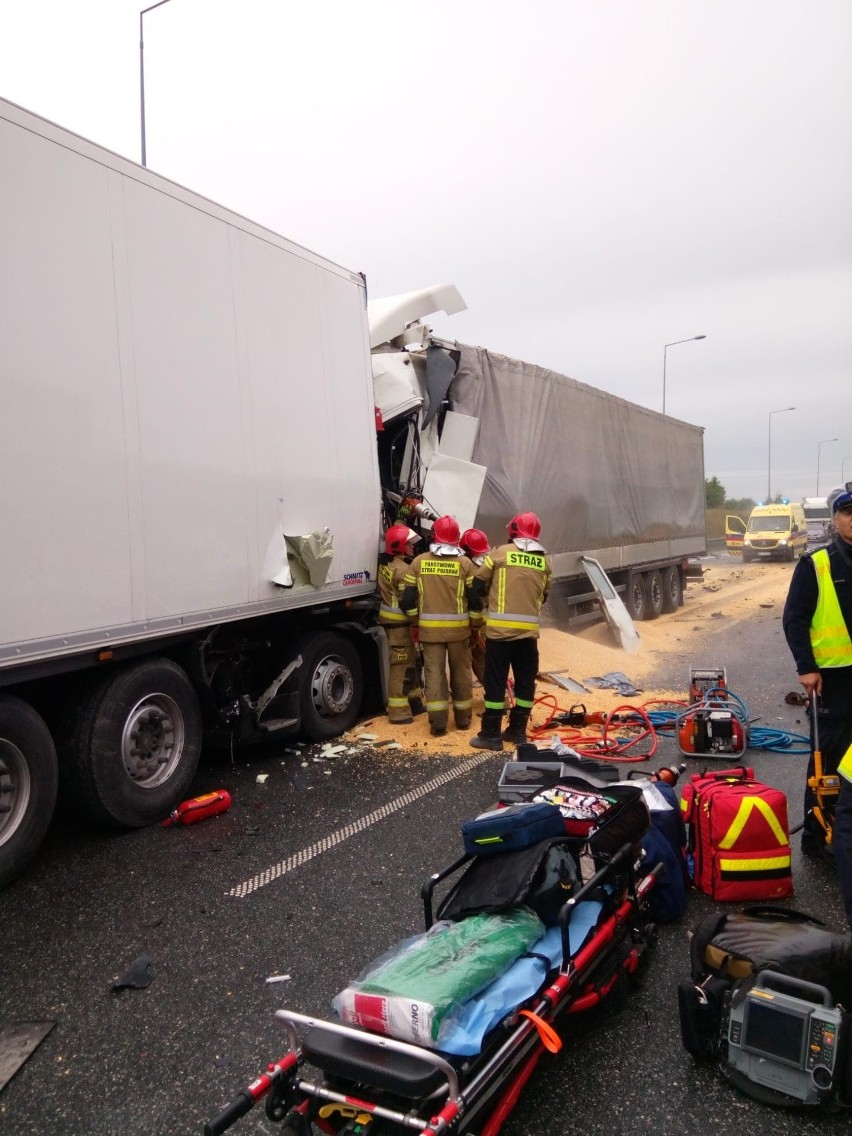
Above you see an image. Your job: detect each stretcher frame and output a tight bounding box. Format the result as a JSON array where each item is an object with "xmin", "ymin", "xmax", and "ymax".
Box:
[{"xmin": 205, "ymin": 840, "xmax": 659, "ymax": 1136}]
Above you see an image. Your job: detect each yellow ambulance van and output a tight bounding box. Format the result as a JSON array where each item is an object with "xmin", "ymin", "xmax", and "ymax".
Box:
[{"xmin": 741, "ymin": 501, "xmax": 808, "ymax": 562}]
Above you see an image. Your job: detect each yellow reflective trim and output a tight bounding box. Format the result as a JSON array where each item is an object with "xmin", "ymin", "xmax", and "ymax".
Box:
[
  {"xmin": 426, "ymin": 700, "xmax": 449, "ymax": 711},
  {"xmin": 717, "ymin": 796, "xmax": 789, "ymax": 849},
  {"xmin": 387, "ymin": 697, "xmax": 410, "ymax": 708},
  {"xmin": 506, "ymin": 549, "xmax": 547, "ymax": 570},
  {"xmin": 718, "ymin": 855, "xmax": 791, "ymax": 872},
  {"xmin": 420, "ymin": 560, "xmax": 461, "ymax": 576},
  {"xmin": 496, "ymin": 566, "xmax": 506, "ymax": 613}
]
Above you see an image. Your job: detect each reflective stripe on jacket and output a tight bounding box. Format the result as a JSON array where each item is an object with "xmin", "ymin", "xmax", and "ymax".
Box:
[
  {"xmin": 378, "ymin": 556, "xmax": 411, "ymax": 627},
  {"xmin": 811, "ymin": 548, "xmax": 852, "ymax": 667},
  {"xmin": 401, "ymin": 553, "xmax": 479, "ymax": 643},
  {"xmin": 477, "ymin": 542, "xmax": 552, "ymax": 640}
]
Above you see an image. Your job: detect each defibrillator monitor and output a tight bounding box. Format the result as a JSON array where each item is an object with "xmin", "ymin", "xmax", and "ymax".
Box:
[{"xmin": 727, "ymin": 971, "xmax": 845, "ymax": 1104}]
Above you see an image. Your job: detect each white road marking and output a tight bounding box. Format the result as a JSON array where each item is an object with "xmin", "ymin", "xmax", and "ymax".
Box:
[{"xmin": 227, "ymin": 752, "xmax": 495, "ymax": 898}]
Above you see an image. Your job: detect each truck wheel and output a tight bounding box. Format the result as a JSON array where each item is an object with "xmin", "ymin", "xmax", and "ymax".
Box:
[
  {"xmin": 296, "ymin": 632, "xmax": 363, "ymax": 741},
  {"xmin": 61, "ymin": 659, "xmax": 202, "ymax": 828},
  {"xmin": 626, "ymin": 574, "xmax": 647, "ymax": 622},
  {"xmin": 661, "ymin": 566, "xmax": 683, "ymax": 613},
  {"xmin": 0, "ymin": 696, "xmax": 59, "ymax": 889},
  {"xmin": 643, "ymin": 571, "xmax": 664, "ymax": 620}
]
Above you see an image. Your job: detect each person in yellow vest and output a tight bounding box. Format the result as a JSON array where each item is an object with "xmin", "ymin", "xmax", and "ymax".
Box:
[
  {"xmin": 469, "ymin": 512, "xmax": 552, "ymax": 751},
  {"xmin": 783, "ymin": 483, "xmax": 852, "ymax": 928},
  {"xmin": 378, "ymin": 524, "xmax": 425, "ymax": 724},
  {"xmin": 400, "ymin": 516, "xmax": 482, "ymax": 737}
]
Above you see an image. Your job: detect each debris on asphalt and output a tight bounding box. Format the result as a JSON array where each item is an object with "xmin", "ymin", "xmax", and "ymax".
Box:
[
  {"xmin": 111, "ymin": 954, "xmax": 155, "ymax": 992},
  {"xmin": 256, "ymin": 773, "xmax": 269, "ymax": 783},
  {"xmin": 0, "ymin": 1022, "xmax": 56, "ymax": 1091},
  {"xmin": 265, "ymin": 974, "xmax": 291, "ymax": 985}
]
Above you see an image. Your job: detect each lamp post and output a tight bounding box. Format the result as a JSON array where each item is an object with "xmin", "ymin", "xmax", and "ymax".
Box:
[
  {"xmin": 817, "ymin": 438, "xmax": 838, "ymax": 496},
  {"xmin": 662, "ymin": 336, "xmax": 707, "ymax": 415},
  {"xmin": 843, "ymin": 457, "xmax": 852, "ymax": 483},
  {"xmin": 767, "ymin": 406, "xmax": 795, "ymax": 502},
  {"xmin": 140, "ymin": 0, "xmax": 174, "ymax": 167}
]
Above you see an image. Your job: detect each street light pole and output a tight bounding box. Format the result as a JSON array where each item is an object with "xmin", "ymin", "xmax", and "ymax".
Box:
[
  {"xmin": 817, "ymin": 438, "xmax": 838, "ymax": 497},
  {"xmin": 140, "ymin": 0, "xmax": 174, "ymax": 167},
  {"xmin": 662, "ymin": 335, "xmax": 707, "ymax": 416},
  {"xmin": 843, "ymin": 457, "xmax": 852, "ymax": 483},
  {"xmin": 767, "ymin": 406, "xmax": 795, "ymax": 502}
]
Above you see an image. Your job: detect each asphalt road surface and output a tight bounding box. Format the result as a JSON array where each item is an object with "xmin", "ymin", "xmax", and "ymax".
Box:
[{"xmin": 1, "ymin": 557, "xmax": 850, "ymax": 1136}]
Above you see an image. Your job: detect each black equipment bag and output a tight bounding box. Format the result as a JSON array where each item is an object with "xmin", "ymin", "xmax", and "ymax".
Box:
[
  {"xmin": 436, "ymin": 838, "xmax": 582, "ymax": 926},
  {"xmin": 679, "ymin": 905, "xmax": 852, "ymax": 1105}
]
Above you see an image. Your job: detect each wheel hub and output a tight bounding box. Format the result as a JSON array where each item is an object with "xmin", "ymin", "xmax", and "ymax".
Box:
[
  {"xmin": 310, "ymin": 657, "xmax": 354, "ymax": 720},
  {"xmin": 0, "ymin": 741, "xmax": 30, "ymax": 846},
  {"xmin": 121, "ymin": 695, "xmax": 185, "ymax": 787}
]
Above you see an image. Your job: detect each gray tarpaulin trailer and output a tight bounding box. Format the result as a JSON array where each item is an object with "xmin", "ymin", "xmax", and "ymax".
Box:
[{"xmin": 371, "ymin": 289, "xmax": 706, "ymax": 626}]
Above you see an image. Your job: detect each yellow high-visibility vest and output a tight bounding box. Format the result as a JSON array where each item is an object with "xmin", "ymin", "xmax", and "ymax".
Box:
[
  {"xmin": 810, "ymin": 549, "xmax": 852, "ymax": 667},
  {"xmin": 839, "ymin": 738, "xmax": 852, "ymax": 784}
]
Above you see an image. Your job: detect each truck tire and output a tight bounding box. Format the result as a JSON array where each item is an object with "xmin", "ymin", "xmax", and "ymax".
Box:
[
  {"xmin": 61, "ymin": 659, "xmax": 203, "ymax": 829},
  {"xmin": 661, "ymin": 566, "xmax": 683, "ymax": 613},
  {"xmin": 626, "ymin": 574, "xmax": 647, "ymax": 622},
  {"xmin": 643, "ymin": 570, "xmax": 664, "ymax": 620},
  {"xmin": 296, "ymin": 631, "xmax": 363, "ymax": 741},
  {"xmin": 0, "ymin": 696, "xmax": 59, "ymax": 889}
]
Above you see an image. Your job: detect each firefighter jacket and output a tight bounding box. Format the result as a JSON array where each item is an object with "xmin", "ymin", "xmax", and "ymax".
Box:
[
  {"xmin": 474, "ymin": 540, "xmax": 552, "ymax": 640},
  {"xmin": 400, "ymin": 551, "xmax": 482, "ymax": 644},
  {"xmin": 809, "ymin": 548, "xmax": 852, "ymax": 668},
  {"xmin": 377, "ymin": 554, "xmax": 412, "ymax": 629}
]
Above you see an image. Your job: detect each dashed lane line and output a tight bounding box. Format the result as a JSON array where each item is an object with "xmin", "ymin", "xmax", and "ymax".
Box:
[{"xmin": 227, "ymin": 752, "xmax": 495, "ymax": 898}]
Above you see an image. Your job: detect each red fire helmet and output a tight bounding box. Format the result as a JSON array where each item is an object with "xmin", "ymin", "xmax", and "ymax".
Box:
[
  {"xmin": 432, "ymin": 515, "xmax": 461, "ymax": 545},
  {"xmin": 385, "ymin": 524, "xmax": 420, "ymax": 556},
  {"xmin": 460, "ymin": 528, "xmax": 490, "ymax": 557},
  {"xmin": 507, "ymin": 512, "xmax": 542, "ymax": 541}
]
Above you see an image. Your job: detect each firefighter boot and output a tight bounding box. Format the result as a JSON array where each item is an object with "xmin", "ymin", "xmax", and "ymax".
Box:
[
  {"xmin": 470, "ymin": 711, "xmax": 504, "ymax": 751},
  {"xmin": 502, "ymin": 707, "xmax": 530, "ymax": 747}
]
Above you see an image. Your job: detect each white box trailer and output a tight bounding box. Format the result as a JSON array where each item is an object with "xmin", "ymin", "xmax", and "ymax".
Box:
[
  {"xmin": 0, "ymin": 98, "xmax": 384, "ymax": 886},
  {"xmin": 0, "ymin": 100, "xmax": 707, "ymax": 889}
]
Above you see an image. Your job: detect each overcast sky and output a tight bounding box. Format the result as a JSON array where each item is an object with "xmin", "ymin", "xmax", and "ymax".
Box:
[{"xmin": 3, "ymin": 1, "xmax": 851, "ymax": 504}]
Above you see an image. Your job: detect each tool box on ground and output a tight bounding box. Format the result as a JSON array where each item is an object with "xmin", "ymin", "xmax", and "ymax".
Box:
[
  {"xmin": 497, "ymin": 751, "xmax": 618, "ymax": 805},
  {"xmin": 680, "ymin": 765, "xmax": 792, "ymax": 901},
  {"xmin": 678, "ymin": 907, "xmax": 852, "ymax": 1110}
]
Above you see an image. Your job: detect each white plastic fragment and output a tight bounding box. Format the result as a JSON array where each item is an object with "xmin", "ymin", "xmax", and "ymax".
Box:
[
  {"xmin": 256, "ymin": 773, "xmax": 269, "ymax": 783},
  {"xmin": 385, "ymin": 742, "xmax": 403, "ymax": 750},
  {"xmin": 354, "ymin": 733, "xmax": 379, "ymax": 741},
  {"xmin": 265, "ymin": 974, "xmax": 291, "ymax": 984}
]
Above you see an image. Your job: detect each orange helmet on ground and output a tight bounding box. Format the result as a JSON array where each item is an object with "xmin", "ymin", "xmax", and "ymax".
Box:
[
  {"xmin": 507, "ymin": 512, "xmax": 542, "ymax": 541},
  {"xmin": 385, "ymin": 524, "xmax": 420, "ymax": 556},
  {"xmin": 460, "ymin": 528, "xmax": 490, "ymax": 557},
  {"xmin": 432, "ymin": 515, "xmax": 461, "ymax": 545}
]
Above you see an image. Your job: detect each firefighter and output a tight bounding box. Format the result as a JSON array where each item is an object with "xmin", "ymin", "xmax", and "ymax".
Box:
[
  {"xmin": 469, "ymin": 512, "xmax": 552, "ymax": 751},
  {"xmin": 378, "ymin": 524, "xmax": 425, "ymax": 724},
  {"xmin": 784, "ymin": 483, "xmax": 852, "ymax": 926},
  {"xmin": 400, "ymin": 516, "xmax": 482, "ymax": 737},
  {"xmin": 460, "ymin": 528, "xmax": 490, "ymax": 687}
]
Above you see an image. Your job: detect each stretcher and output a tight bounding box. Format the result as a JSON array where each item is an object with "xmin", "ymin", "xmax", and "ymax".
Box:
[{"xmin": 204, "ymin": 835, "xmax": 659, "ymax": 1136}]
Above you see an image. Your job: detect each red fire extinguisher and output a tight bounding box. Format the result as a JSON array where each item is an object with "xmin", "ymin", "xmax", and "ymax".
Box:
[{"xmin": 161, "ymin": 789, "xmax": 232, "ymax": 827}]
